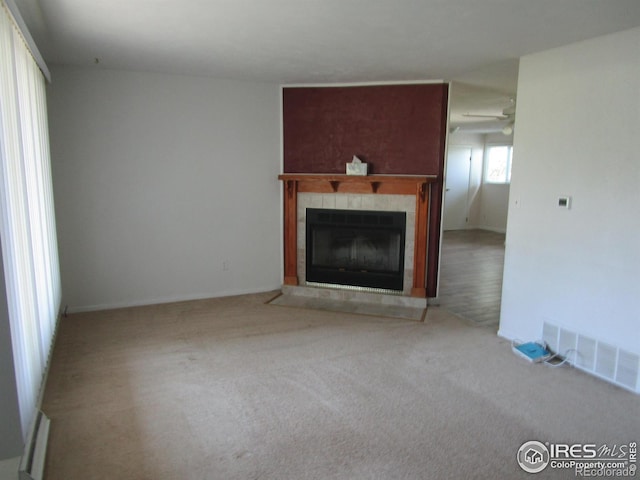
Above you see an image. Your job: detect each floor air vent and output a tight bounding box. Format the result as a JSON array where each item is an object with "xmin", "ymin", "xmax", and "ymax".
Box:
[
  {"xmin": 543, "ymin": 321, "xmax": 640, "ymax": 394},
  {"xmin": 19, "ymin": 410, "xmax": 50, "ymax": 480}
]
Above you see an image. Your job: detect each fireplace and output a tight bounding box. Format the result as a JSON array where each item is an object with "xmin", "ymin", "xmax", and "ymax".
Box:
[
  {"xmin": 306, "ymin": 208, "xmax": 406, "ymax": 291},
  {"xmin": 278, "ymin": 174, "xmax": 437, "ymax": 298}
]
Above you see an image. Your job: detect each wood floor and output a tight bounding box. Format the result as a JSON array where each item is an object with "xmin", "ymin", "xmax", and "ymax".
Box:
[{"xmin": 438, "ymin": 229, "xmax": 505, "ymax": 327}]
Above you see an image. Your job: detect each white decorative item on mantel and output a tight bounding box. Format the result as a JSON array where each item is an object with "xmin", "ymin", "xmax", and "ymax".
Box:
[{"xmin": 346, "ymin": 155, "xmax": 368, "ymax": 175}]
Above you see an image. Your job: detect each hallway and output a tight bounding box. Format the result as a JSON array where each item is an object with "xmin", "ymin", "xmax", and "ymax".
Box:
[{"xmin": 438, "ymin": 229, "xmax": 505, "ymax": 327}]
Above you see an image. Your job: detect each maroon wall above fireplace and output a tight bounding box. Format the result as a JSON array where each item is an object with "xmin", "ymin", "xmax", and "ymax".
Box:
[
  {"xmin": 282, "ymin": 83, "xmax": 448, "ymax": 175},
  {"xmin": 282, "ymin": 83, "xmax": 449, "ymax": 297}
]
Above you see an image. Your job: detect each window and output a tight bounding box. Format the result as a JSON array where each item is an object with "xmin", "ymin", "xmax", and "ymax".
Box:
[
  {"xmin": 485, "ymin": 145, "xmax": 513, "ymax": 184},
  {"xmin": 0, "ymin": 0, "xmax": 60, "ymax": 439}
]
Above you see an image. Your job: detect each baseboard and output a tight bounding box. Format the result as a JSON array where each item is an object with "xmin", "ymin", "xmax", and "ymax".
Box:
[
  {"xmin": 472, "ymin": 225, "xmax": 507, "ymax": 234},
  {"xmin": 18, "ymin": 411, "xmax": 49, "ymax": 480}
]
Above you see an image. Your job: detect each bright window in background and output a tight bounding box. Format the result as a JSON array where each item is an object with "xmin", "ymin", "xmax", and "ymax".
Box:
[{"xmin": 485, "ymin": 145, "xmax": 513, "ymax": 183}]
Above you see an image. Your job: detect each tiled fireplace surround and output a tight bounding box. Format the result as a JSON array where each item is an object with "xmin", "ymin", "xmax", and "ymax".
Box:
[
  {"xmin": 298, "ymin": 193, "xmax": 415, "ymax": 294},
  {"xmin": 278, "ymin": 174, "xmax": 436, "ymax": 310}
]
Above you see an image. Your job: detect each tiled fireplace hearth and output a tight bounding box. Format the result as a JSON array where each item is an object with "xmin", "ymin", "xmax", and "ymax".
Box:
[{"xmin": 278, "ymin": 174, "xmax": 437, "ymax": 311}]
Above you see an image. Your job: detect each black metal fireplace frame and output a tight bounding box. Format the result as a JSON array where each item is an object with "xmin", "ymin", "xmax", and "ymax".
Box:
[{"xmin": 305, "ymin": 208, "xmax": 406, "ymax": 291}]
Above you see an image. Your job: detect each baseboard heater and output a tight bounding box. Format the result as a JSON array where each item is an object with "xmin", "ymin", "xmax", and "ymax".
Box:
[
  {"xmin": 543, "ymin": 321, "xmax": 640, "ymax": 394},
  {"xmin": 19, "ymin": 410, "xmax": 50, "ymax": 480}
]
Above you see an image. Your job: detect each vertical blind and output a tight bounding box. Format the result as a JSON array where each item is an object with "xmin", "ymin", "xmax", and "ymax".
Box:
[{"xmin": 0, "ymin": 0, "xmax": 61, "ymax": 438}]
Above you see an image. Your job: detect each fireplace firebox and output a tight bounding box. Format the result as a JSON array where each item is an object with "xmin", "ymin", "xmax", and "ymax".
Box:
[{"xmin": 305, "ymin": 208, "xmax": 406, "ymax": 291}]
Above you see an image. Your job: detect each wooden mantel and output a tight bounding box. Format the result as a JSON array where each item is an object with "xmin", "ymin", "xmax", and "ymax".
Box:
[{"xmin": 278, "ymin": 174, "xmax": 438, "ymax": 298}]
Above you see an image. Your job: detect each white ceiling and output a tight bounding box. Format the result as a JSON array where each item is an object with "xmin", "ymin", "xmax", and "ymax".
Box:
[{"xmin": 14, "ymin": 0, "xmax": 640, "ymax": 132}]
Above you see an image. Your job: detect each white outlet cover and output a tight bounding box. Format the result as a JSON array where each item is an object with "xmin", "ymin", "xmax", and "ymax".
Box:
[{"xmin": 558, "ymin": 196, "xmax": 571, "ymax": 209}]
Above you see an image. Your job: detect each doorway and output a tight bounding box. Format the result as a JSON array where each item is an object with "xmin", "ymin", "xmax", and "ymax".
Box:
[
  {"xmin": 439, "ymin": 139, "xmax": 506, "ymax": 327},
  {"xmin": 440, "ymin": 64, "xmax": 518, "ymax": 327}
]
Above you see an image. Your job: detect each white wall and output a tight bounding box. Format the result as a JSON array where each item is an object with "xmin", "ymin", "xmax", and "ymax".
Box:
[
  {"xmin": 476, "ymin": 184, "xmax": 509, "ymax": 232},
  {"xmin": 0, "ymin": 457, "xmax": 20, "ymax": 480},
  {"xmin": 47, "ymin": 67, "xmax": 282, "ymax": 311},
  {"xmin": 499, "ymin": 27, "xmax": 640, "ymax": 355}
]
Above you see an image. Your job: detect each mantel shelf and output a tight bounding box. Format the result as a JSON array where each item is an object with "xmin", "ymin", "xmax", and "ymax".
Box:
[{"xmin": 278, "ymin": 174, "xmax": 437, "ymax": 196}]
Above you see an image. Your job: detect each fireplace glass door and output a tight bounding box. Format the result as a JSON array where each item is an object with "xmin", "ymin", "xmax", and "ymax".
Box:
[{"xmin": 306, "ymin": 209, "xmax": 406, "ymax": 291}]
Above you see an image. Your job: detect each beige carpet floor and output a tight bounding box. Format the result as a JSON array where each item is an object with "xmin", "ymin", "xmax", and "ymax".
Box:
[{"xmin": 41, "ymin": 292, "xmax": 639, "ymax": 479}]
